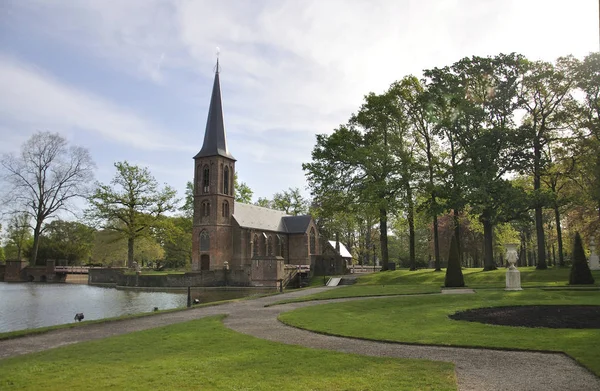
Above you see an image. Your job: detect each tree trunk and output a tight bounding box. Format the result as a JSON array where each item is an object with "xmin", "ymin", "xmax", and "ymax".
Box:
[
  {"xmin": 128, "ymin": 237, "xmax": 135, "ymax": 268},
  {"xmin": 482, "ymin": 214, "xmax": 496, "ymax": 271},
  {"xmin": 554, "ymin": 205, "xmax": 565, "ymax": 267},
  {"xmin": 454, "ymin": 209, "xmax": 462, "ymax": 265},
  {"xmin": 408, "ymin": 193, "xmax": 416, "ymax": 271},
  {"xmin": 30, "ymin": 222, "xmax": 42, "ymax": 266},
  {"xmin": 534, "ymin": 141, "xmax": 547, "ymax": 269},
  {"xmin": 379, "ymin": 208, "xmax": 389, "ymax": 271},
  {"xmin": 433, "ymin": 213, "xmax": 441, "ymax": 271}
]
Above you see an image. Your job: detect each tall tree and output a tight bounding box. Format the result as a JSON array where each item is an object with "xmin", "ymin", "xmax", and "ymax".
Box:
[
  {"xmin": 305, "ymin": 90, "xmax": 406, "ymax": 271},
  {"xmin": 519, "ymin": 56, "xmax": 578, "ymax": 269},
  {"xmin": 391, "ymin": 76, "xmax": 444, "ymax": 270},
  {"xmin": 574, "ymin": 52, "xmax": 600, "ymax": 231},
  {"xmin": 4, "ymin": 213, "xmax": 31, "ymax": 261},
  {"xmin": 0, "ymin": 132, "xmax": 95, "ymax": 264},
  {"xmin": 34, "ymin": 220, "xmax": 95, "ymax": 264},
  {"xmin": 87, "ymin": 161, "xmax": 178, "ymax": 268},
  {"xmin": 443, "ymin": 54, "xmax": 528, "ymax": 270},
  {"xmin": 234, "ymin": 172, "xmax": 254, "ymax": 204},
  {"xmin": 272, "ymin": 187, "xmax": 309, "ymax": 215}
]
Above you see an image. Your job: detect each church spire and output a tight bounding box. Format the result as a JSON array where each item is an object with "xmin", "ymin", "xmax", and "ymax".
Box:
[{"xmin": 194, "ymin": 57, "xmax": 235, "ymax": 160}]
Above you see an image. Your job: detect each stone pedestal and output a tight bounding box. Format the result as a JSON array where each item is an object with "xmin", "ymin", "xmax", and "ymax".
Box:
[
  {"xmin": 505, "ymin": 243, "xmax": 522, "ymax": 291},
  {"xmin": 506, "ymin": 268, "xmax": 522, "ymax": 291},
  {"xmin": 588, "ymin": 238, "xmax": 600, "ymax": 271}
]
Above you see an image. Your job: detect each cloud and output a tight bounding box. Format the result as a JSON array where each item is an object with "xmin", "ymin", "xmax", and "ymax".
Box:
[{"xmin": 0, "ymin": 56, "xmax": 190, "ymax": 152}]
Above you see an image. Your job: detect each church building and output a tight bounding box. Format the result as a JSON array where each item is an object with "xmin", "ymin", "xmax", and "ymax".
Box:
[{"xmin": 191, "ymin": 61, "xmax": 322, "ymax": 285}]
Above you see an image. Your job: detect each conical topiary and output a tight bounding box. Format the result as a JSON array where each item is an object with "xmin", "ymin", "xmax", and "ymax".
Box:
[
  {"xmin": 569, "ymin": 232, "xmax": 595, "ymax": 285},
  {"xmin": 445, "ymin": 235, "xmax": 464, "ymax": 287}
]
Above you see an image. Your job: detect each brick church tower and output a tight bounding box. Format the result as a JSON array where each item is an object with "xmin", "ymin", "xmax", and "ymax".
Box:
[{"xmin": 192, "ymin": 60, "xmax": 236, "ymax": 271}]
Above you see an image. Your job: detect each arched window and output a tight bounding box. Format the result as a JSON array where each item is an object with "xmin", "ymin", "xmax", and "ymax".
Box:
[
  {"xmin": 267, "ymin": 235, "xmax": 273, "ymax": 256},
  {"xmin": 222, "ymin": 201, "xmax": 229, "ymax": 217},
  {"xmin": 253, "ymin": 234, "xmax": 259, "ymax": 257},
  {"xmin": 203, "ymin": 166, "xmax": 210, "ymax": 193},
  {"xmin": 223, "ymin": 166, "xmax": 229, "ymax": 195},
  {"xmin": 309, "ymin": 227, "xmax": 316, "ymax": 254},
  {"xmin": 275, "ymin": 235, "xmax": 281, "ymax": 256},
  {"xmin": 202, "ymin": 201, "xmax": 210, "ymax": 217},
  {"xmin": 262, "ymin": 233, "xmax": 267, "ymax": 255},
  {"xmin": 200, "ymin": 230, "xmax": 210, "ymax": 252}
]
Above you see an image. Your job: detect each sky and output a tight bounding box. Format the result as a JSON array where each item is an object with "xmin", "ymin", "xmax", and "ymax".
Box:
[{"xmin": 0, "ymin": 0, "xmax": 598, "ymax": 212}]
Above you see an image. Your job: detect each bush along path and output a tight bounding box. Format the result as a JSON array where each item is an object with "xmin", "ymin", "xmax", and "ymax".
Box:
[{"xmin": 1, "ymin": 287, "xmax": 600, "ymax": 391}]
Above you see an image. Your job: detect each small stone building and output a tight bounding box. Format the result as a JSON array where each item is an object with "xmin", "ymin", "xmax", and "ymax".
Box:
[{"xmin": 191, "ymin": 60, "xmax": 321, "ymax": 284}]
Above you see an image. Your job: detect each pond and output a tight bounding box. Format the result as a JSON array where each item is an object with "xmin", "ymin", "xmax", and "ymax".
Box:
[{"xmin": 0, "ymin": 282, "xmax": 271, "ymax": 332}]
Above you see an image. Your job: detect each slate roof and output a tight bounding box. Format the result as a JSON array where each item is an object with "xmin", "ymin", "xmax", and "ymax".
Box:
[
  {"xmin": 282, "ymin": 215, "xmax": 312, "ymax": 234},
  {"xmin": 194, "ymin": 63, "xmax": 235, "ymax": 160},
  {"xmin": 233, "ymin": 202, "xmax": 313, "ymax": 234},
  {"xmin": 328, "ymin": 240, "xmax": 353, "ymax": 259},
  {"xmin": 233, "ymin": 203, "xmax": 288, "ymax": 232}
]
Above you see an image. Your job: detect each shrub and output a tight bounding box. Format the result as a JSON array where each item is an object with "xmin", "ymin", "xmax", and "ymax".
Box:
[
  {"xmin": 445, "ymin": 235, "xmax": 464, "ymax": 287},
  {"xmin": 569, "ymin": 232, "xmax": 595, "ymax": 285}
]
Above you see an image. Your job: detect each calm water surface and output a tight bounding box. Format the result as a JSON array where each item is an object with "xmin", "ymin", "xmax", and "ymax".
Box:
[{"xmin": 0, "ymin": 283, "xmax": 271, "ymax": 332}]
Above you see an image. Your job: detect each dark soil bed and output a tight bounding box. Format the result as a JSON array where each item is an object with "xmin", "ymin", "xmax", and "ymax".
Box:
[{"xmin": 449, "ymin": 305, "xmax": 600, "ymax": 329}]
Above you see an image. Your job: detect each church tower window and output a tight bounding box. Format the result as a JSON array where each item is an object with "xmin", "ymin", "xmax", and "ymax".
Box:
[
  {"xmin": 222, "ymin": 200, "xmax": 229, "ymax": 217},
  {"xmin": 200, "ymin": 230, "xmax": 210, "ymax": 252},
  {"xmin": 309, "ymin": 227, "xmax": 316, "ymax": 254},
  {"xmin": 224, "ymin": 166, "xmax": 229, "ymax": 195},
  {"xmin": 202, "ymin": 201, "xmax": 210, "ymax": 217},
  {"xmin": 203, "ymin": 166, "xmax": 210, "ymax": 193}
]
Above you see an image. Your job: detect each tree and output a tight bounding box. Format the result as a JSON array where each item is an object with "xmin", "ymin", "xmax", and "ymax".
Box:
[
  {"xmin": 234, "ymin": 173, "xmax": 254, "ymax": 204},
  {"xmin": 155, "ymin": 216, "xmax": 192, "ymax": 268},
  {"xmin": 255, "ymin": 197, "xmax": 273, "ymax": 208},
  {"xmin": 180, "ymin": 181, "xmax": 194, "ymax": 218},
  {"xmin": 569, "ymin": 232, "xmax": 594, "ymax": 284},
  {"xmin": 1, "ymin": 132, "xmax": 95, "ymax": 265},
  {"xmin": 519, "ymin": 56, "xmax": 578, "ymax": 269},
  {"xmin": 272, "ymin": 187, "xmax": 309, "ymax": 215},
  {"xmin": 4, "ymin": 213, "xmax": 32, "ymax": 261},
  {"xmin": 87, "ymin": 161, "xmax": 178, "ymax": 268},
  {"xmin": 444, "ymin": 235, "xmax": 464, "ymax": 287},
  {"xmin": 33, "ymin": 220, "xmax": 95, "ymax": 264}
]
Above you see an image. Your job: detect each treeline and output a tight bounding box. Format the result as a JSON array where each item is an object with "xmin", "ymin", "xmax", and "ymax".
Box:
[
  {"xmin": 0, "ymin": 132, "xmax": 309, "ymax": 268},
  {"xmin": 304, "ymin": 52, "xmax": 600, "ymax": 271}
]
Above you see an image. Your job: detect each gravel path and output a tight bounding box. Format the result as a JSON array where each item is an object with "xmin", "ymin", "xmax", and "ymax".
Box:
[{"xmin": 1, "ymin": 287, "xmax": 599, "ymax": 391}]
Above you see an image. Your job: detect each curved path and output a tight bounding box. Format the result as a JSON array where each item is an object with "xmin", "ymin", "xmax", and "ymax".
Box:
[{"xmin": 1, "ymin": 287, "xmax": 599, "ymax": 391}]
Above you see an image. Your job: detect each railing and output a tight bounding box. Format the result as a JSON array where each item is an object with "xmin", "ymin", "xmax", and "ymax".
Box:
[
  {"xmin": 348, "ymin": 265, "xmax": 381, "ymax": 273},
  {"xmin": 54, "ymin": 266, "xmax": 90, "ymax": 274}
]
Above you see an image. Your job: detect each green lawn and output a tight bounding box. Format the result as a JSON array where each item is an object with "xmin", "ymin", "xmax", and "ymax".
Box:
[
  {"xmin": 279, "ymin": 289, "xmax": 600, "ymax": 375},
  {"xmin": 287, "ymin": 267, "xmax": 600, "ymax": 303},
  {"xmin": 0, "ymin": 316, "xmax": 456, "ymax": 391}
]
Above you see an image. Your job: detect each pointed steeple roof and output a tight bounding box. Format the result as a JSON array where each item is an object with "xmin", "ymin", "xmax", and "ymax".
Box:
[{"xmin": 194, "ymin": 60, "xmax": 235, "ymax": 160}]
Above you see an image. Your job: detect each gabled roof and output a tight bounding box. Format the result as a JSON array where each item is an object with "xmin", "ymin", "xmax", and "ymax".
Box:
[
  {"xmin": 282, "ymin": 215, "xmax": 312, "ymax": 234},
  {"xmin": 233, "ymin": 203, "xmax": 288, "ymax": 232},
  {"xmin": 194, "ymin": 63, "xmax": 235, "ymax": 160},
  {"xmin": 232, "ymin": 202, "xmax": 314, "ymax": 234},
  {"xmin": 328, "ymin": 240, "xmax": 353, "ymax": 259}
]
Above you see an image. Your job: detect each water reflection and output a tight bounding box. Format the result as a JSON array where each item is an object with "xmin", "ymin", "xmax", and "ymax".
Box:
[{"xmin": 0, "ymin": 283, "xmax": 272, "ymax": 332}]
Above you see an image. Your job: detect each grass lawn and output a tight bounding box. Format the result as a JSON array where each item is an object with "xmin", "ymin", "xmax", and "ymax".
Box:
[
  {"xmin": 286, "ymin": 267, "xmax": 600, "ymax": 303},
  {"xmin": 279, "ymin": 289, "xmax": 600, "ymax": 375},
  {"xmin": 0, "ymin": 316, "xmax": 456, "ymax": 391}
]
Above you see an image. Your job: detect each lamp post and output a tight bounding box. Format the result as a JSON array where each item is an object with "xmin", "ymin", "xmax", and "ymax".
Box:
[{"xmin": 223, "ymin": 261, "xmax": 229, "ymax": 286}]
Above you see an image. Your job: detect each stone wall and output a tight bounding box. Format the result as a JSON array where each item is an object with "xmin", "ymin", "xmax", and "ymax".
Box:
[
  {"xmin": 4, "ymin": 260, "xmax": 28, "ymax": 282},
  {"xmin": 250, "ymin": 257, "xmax": 284, "ymax": 287},
  {"xmin": 89, "ymin": 267, "xmax": 251, "ymax": 287},
  {"xmin": 88, "ymin": 267, "xmax": 128, "ymax": 284},
  {"xmin": 0, "ymin": 264, "xmax": 5, "ymax": 281}
]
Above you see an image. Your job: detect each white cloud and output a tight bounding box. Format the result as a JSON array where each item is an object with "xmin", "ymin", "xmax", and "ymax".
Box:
[{"xmin": 0, "ymin": 56, "xmax": 189, "ymax": 152}]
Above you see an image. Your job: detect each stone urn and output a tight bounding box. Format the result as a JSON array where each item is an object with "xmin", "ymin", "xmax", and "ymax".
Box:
[
  {"xmin": 505, "ymin": 243, "xmax": 519, "ymax": 270},
  {"xmin": 505, "ymin": 243, "xmax": 522, "ymax": 291}
]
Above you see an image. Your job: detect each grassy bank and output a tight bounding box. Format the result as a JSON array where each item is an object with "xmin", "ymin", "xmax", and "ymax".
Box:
[
  {"xmin": 279, "ymin": 289, "xmax": 600, "ymax": 375},
  {"xmin": 0, "ymin": 316, "xmax": 456, "ymax": 391},
  {"xmin": 287, "ymin": 267, "xmax": 600, "ymax": 303}
]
